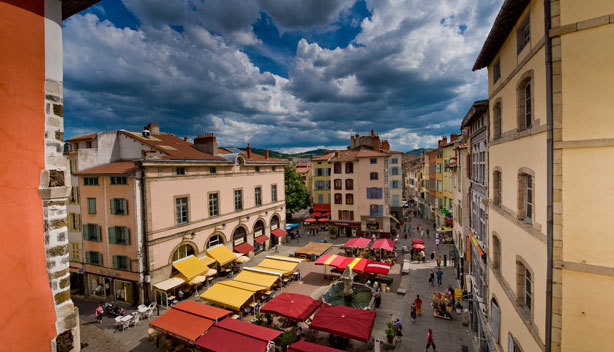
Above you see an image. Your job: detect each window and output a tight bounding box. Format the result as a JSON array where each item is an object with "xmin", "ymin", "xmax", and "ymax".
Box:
[
  {"xmin": 87, "ymin": 198, "xmax": 96, "ymax": 214},
  {"xmin": 369, "ymin": 204, "xmax": 383, "ymax": 216},
  {"xmin": 334, "ymin": 179, "xmax": 342, "ymax": 190},
  {"xmin": 172, "ymin": 243, "xmax": 195, "ymax": 262},
  {"xmin": 391, "ymin": 180, "xmax": 400, "ymax": 189},
  {"xmin": 345, "ymin": 162, "xmax": 353, "ymax": 174},
  {"xmin": 516, "ymin": 14, "xmax": 530, "ymax": 53},
  {"xmin": 517, "ymin": 74, "xmax": 533, "ymax": 131},
  {"xmin": 110, "ymin": 198, "xmax": 128, "ymax": 215},
  {"xmin": 255, "ymin": 166, "xmax": 260, "ymax": 172},
  {"xmin": 83, "ymin": 224, "xmax": 101, "ymax": 242},
  {"xmin": 325, "ymin": 168, "xmax": 331, "ymax": 176},
  {"xmin": 233, "ymin": 226, "xmax": 247, "ymax": 246},
  {"xmin": 370, "ymin": 172, "xmax": 378, "ymax": 180},
  {"xmin": 176, "ymin": 167, "xmax": 185, "ymax": 175},
  {"xmin": 317, "ymin": 194, "xmax": 324, "ymax": 204},
  {"xmin": 69, "ymin": 186, "xmax": 79, "ymax": 204},
  {"xmin": 516, "ymin": 260, "xmax": 533, "ymax": 317},
  {"xmin": 68, "ymin": 213, "xmax": 80, "ymax": 232},
  {"xmin": 493, "ymin": 170, "xmax": 502, "ymax": 205},
  {"xmin": 491, "ymin": 299, "xmax": 501, "ymax": 345},
  {"xmin": 272, "ymin": 166, "xmax": 276, "ymax": 171},
  {"xmin": 334, "ymin": 193, "xmax": 342, "ymax": 204},
  {"xmin": 70, "ymin": 242, "xmax": 80, "ymax": 261},
  {"xmin": 492, "ymin": 236, "xmax": 501, "ymax": 273},
  {"xmin": 113, "ymin": 255, "xmax": 131, "ymax": 271},
  {"xmin": 437, "ymin": 180, "xmax": 442, "ymax": 192},
  {"xmin": 85, "ymin": 251, "xmax": 103, "ymax": 266},
  {"xmin": 85, "ymin": 141, "xmax": 92, "ymax": 148},
  {"xmin": 176, "ymin": 197, "xmax": 189, "ymax": 224},
  {"xmin": 345, "ymin": 179, "xmax": 353, "ymax": 190},
  {"xmin": 370, "ymin": 158, "xmax": 377, "ymax": 164},
  {"xmin": 508, "ymin": 333, "xmax": 523, "ymax": 352},
  {"xmin": 493, "ymin": 59, "xmax": 501, "ymax": 83},
  {"xmin": 255, "ymin": 187, "xmax": 262, "ymax": 206},
  {"xmin": 518, "ymin": 173, "xmax": 533, "ymax": 221},
  {"xmin": 493, "ymin": 103, "xmax": 502, "ymax": 139},
  {"xmin": 110, "ymin": 176, "xmax": 127, "ymax": 185},
  {"xmin": 108, "ymin": 226, "xmax": 130, "ymax": 245},
  {"xmin": 390, "ymin": 158, "xmax": 398, "ymax": 164},
  {"xmin": 339, "ymin": 210, "xmax": 354, "ymax": 221},
  {"xmin": 210, "ymin": 167, "xmax": 217, "ymax": 174},
  {"xmin": 523, "ymin": 82, "xmax": 532, "ymax": 129},
  {"xmin": 207, "ymin": 234, "xmax": 223, "ymax": 248},
  {"xmin": 234, "ymin": 189, "xmax": 243, "ymax": 210},
  {"xmin": 271, "ymin": 184, "xmax": 278, "ymax": 202},
  {"xmin": 346, "ymin": 193, "xmax": 354, "ymax": 205},
  {"xmin": 392, "ymin": 195, "xmax": 400, "ymax": 207},
  {"xmin": 209, "ymin": 193, "xmax": 219, "ymax": 217},
  {"xmin": 316, "ymin": 168, "xmax": 324, "ymax": 176},
  {"xmin": 366, "ymin": 188, "xmax": 383, "ymax": 199},
  {"xmin": 83, "ymin": 177, "xmax": 98, "ymax": 186},
  {"xmin": 436, "ymin": 164, "xmax": 441, "ymax": 173},
  {"xmin": 334, "ymin": 162, "xmax": 342, "ymax": 174},
  {"xmin": 390, "ymin": 167, "xmax": 399, "ymax": 175}
]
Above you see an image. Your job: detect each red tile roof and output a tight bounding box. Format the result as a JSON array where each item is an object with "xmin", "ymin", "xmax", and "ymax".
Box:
[
  {"xmin": 119, "ymin": 131, "xmax": 227, "ymax": 161},
  {"xmin": 355, "ymin": 148, "xmax": 389, "ymax": 158},
  {"xmin": 329, "ymin": 150, "xmax": 358, "ymax": 162},
  {"xmin": 75, "ymin": 161, "xmax": 138, "ymax": 175},
  {"xmin": 312, "ymin": 153, "xmax": 335, "ymax": 161},
  {"xmin": 66, "ymin": 133, "xmax": 97, "ymax": 142}
]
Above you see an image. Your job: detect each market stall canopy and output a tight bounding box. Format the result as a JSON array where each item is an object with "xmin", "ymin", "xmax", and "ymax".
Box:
[
  {"xmin": 219, "ymin": 280, "xmax": 267, "ymax": 292},
  {"xmin": 173, "ymin": 301, "xmax": 231, "ymax": 321},
  {"xmin": 318, "ymin": 218, "xmax": 329, "ymax": 222},
  {"xmin": 236, "ymin": 255, "xmax": 250, "ymax": 264},
  {"xmin": 173, "ymin": 255, "xmax": 209, "ymax": 280},
  {"xmin": 371, "ymin": 239, "xmax": 395, "ymax": 251},
  {"xmin": 234, "ymin": 242, "xmax": 255, "ymax": 254},
  {"xmin": 234, "ymin": 269, "xmax": 280, "ymax": 288},
  {"xmin": 334, "ymin": 257, "xmax": 355, "ymax": 271},
  {"xmin": 260, "ymin": 293, "xmax": 322, "ymax": 321},
  {"xmin": 254, "ymin": 235, "xmax": 269, "ymax": 244},
  {"xmin": 342, "ymin": 237, "xmax": 371, "ymax": 249},
  {"xmin": 195, "ymin": 317, "xmax": 281, "ymax": 352},
  {"xmin": 270, "ymin": 255, "xmax": 305, "ymax": 262},
  {"xmin": 321, "ymin": 212, "xmax": 331, "ymax": 217},
  {"xmin": 149, "ymin": 301, "xmax": 229, "ymax": 343},
  {"xmin": 257, "ymin": 256, "xmax": 300, "ymax": 274},
  {"xmin": 309, "ymin": 304, "xmax": 376, "ymax": 342},
  {"xmin": 295, "ymin": 242, "xmax": 333, "ymax": 258},
  {"xmin": 288, "ymin": 340, "xmax": 345, "ymax": 352},
  {"xmin": 314, "ymin": 254, "xmax": 347, "ymax": 267},
  {"xmin": 271, "ymin": 229, "xmax": 288, "ymax": 238},
  {"xmin": 347, "ymin": 258, "xmax": 370, "ymax": 272},
  {"xmin": 364, "ymin": 262, "xmax": 392, "ymax": 275},
  {"xmin": 411, "ymin": 239, "xmax": 425, "ymax": 244},
  {"xmin": 207, "ymin": 244, "xmax": 237, "ymax": 266},
  {"xmin": 412, "ymin": 244, "xmax": 426, "ymax": 250},
  {"xmin": 153, "ymin": 276, "xmax": 185, "ymax": 291},
  {"xmin": 199, "ymin": 255, "xmax": 216, "ymax": 267},
  {"xmin": 304, "ymin": 218, "xmax": 316, "ymax": 222},
  {"xmin": 200, "ymin": 282, "xmax": 254, "ymax": 311},
  {"xmin": 310, "ymin": 212, "xmax": 322, "ymax": 218}
]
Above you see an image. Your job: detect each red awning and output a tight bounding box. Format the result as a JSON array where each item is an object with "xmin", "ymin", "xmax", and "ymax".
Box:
[
  {"xmin": 412, "ymin": 244, "xmax": 425, "ymax": 250},
  {"xmin": 260, "ymin": 293, "xmax": 322, "ymax": 321},
  {"xmin": 314, "ymin": 254, "xmax": 332, "ymax": 265},
  {"xmin": 288, "ymin": 340, "xmax": 345, "ymax": 352},
  {"xmin": 254, "ymin": 235, "xmax": 269, "ymax": 244},
  {"xmin": 411, "ymin": 239, "xmax": 424, "ymax": 244},
  {"xmin": 172, "ymin": 301, "xmax": 231, "ymax": 321},
  {"xmin": 342, "ymin": 237, "xmax": 371, "ymax": 249},
  {"xmin": 271, "ymin": 229, "xmax": 287, "ymax": 237},
  {"xmin": 334, "ymin": 257, "xmax": 355, "ymax": 270},
  {"xmin": 318, "ymin": 218, "xmax": 329, "ymax": 222},
  {"xmin": 321, "ymin": 212, "xmax": 331, "ymax": 217},
  {"xmin": 310, "ymin": 212, "xmax": 322, "ymax": 217},
  {"xmin": 149, "ymin": 309, "xmax": 214, "ymax": 343},
  {"xmin": 234, "ymin": 242, "xmax": 255, "ymax": 254},
  {"xmin": 364, "ymin": 262, "xmax": 392, "ymax": 275},
  {"xmin": 195, "ymin": 325, "xmax": 268, "ymax": 352},
  {"xmin": 371, "ymin": 239, "xmax": 395, "ymax": 251},
  {"xmin": 309, "ymin": 304, "xmax": 376, "ymax": 342},
  {"xmin": 217, "ymin": 317, "xmax": 281, "ymax": 341},
  {"xmin": 304, "ymin": 218, "xmax": 316, "ymax": 223},
  {"xmin": 313, "ymin": 204, "xmax": 331, "ymax": 212}
]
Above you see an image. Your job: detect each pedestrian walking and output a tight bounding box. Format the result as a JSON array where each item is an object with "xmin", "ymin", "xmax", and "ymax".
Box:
[
  {"xmin": 274, "ymin": 243, "xmax": 279, "ymax": 253},
  {"xmin": 410, "ymin": 303, "xmax": 417, "ymax": 322},
  {"xmin": 436, "ymin": 268, "xmax": 443, "ymax": 286},
  {"xmin": 414, "ymin": 295, "xmax": 422, "ymax": 317},
  {"xmin": 95, "ymin": 304, "xmax": 104, "ymax": 324},
  {"xmin": 436, "ymin": 256, "xmax": 442, "ymax": 268},
  {"xmin": 420, "ymin": 230, "xmax": 424, "ymax": 238},
  {"xmin": 429, "ymin": 270, "xmax": 435, "ymax": 286},
  {"xmin": 427, "ymin": 229, "xmax": 430, "ymax": 237},
  {"xmin": 435, "ymin": 238, "xmax": 440, "ymax": 248},
  {"xmin": 430, "ymin": 250, "xmax": 435, "ymax": 261},
  {"xmin": 425, "ymin": 328, "xmax": 437, "ymax": 351}
]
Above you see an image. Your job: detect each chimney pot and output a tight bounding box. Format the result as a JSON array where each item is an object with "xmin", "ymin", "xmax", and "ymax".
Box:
[
  {"xmin": 184, "ymin": 136, "xmax": 188, "ymax": 141},
  {"xmin": 246, "ymin": 144, "xmax": 252, "ymax": 158},
  {"xmin": 193, "ymin": 132, "xmax": 218, "ymax": 155},
  {"xmin": 265, "ymin": 150, "xmax": 270, "ymax": 159},
  {"xmin": 145, "ymin": 122, "xmax": 160, "ymax": 135}
]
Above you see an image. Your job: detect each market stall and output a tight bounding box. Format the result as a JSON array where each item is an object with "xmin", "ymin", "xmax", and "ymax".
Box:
[
  {"xmin": 287, "ymin": 340, "xmax": 345, "ymax": 352},
  {"xmin": 260, "ymin": 293, "xmax": 322, "ymax": 321},
  {"xmin": 195, "ymin": 318, "xmax": 282, "ymax": 352},
  {"xmin": 309, "ymin": 304, "xmax": 377, "ymax": 342},
  {"xmin": 294, "ymin": 241, "xmax": 333, "ymax": 260}
]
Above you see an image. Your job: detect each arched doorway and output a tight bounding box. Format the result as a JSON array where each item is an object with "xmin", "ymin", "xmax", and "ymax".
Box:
[
  {"xmin": 232, "ymin": 226, "xmax": 247, "ymax": 247},
  {"xmin": 253, "ymin": 220, "xmax": 266, "ymax": 254},
  {"xmin": 270, "ymin": 215, "xmax": 280, "ymax": 245}
]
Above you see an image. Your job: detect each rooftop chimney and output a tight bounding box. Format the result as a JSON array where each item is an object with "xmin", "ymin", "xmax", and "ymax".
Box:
[
  {"xmin": 145, "ymin": 122, "xmax": 160, "ymax": 135},
  {"xmin": 264, "ymin": 150, "xmax": 270, "ymax": 159},
  {"xmin": 184, "ymin": 136, "xmax": 188, "ymax": 141},
  {"xmin": 370, "ymin": 129, "xmax": 375, "ymax": 136},
  {"xmin": 193, "ymin": 133, "xmax": 217, "ymax": 156},
  {"xmin": 373, "ymin": 136, "xmax": 380, "ymax": 152},
  {"xmin": 246, "ymin": 144, "xmax": 252, "ymax": 158},
  {"xmin": 382, "ymin": 140, "xmax": 390, "ymax": 151}
]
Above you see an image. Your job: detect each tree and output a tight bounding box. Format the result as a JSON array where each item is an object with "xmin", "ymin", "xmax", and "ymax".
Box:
[{"xmin": 284, "ymin": 165, "xmax": 310, "ymax": 213}]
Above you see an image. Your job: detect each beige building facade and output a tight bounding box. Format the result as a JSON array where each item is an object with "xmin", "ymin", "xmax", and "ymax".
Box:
[{"xmin": 474, "ymin": 1, "xmax": 614, "ymax": 351}]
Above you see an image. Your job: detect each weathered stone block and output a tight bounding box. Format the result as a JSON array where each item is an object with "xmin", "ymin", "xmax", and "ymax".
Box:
[
  {"xmin": 50, "ymin": 268, "xmax": 68, "ymax": 279},
  {"xmin": 55, "ymin": 130, "xmax": 64, "ymax": 141},
  {"xmin": 47, "ymin": 116, "xmax": 61, "ymax": 127},
  {"xmin": 46, "ymin": 94, "xmax": 62, "ymax": 103},
  {"xmin": 50, "ymin": 218, "xmax": 66, "ymax": 229},
  {"xmin": 47, "ymin": 259, "xmax": 56, "ymax": 269},
  {"xmin": 54, "ymin": 290, "xmax": 71, "ymax": 305},
  {"xmin": 53, "ymin": 104, "xmax": 63, "ymax": 117},
  {"xmin": 59, "ymin": 277, "xmax": 70, "ymax": 289},
  {"xmin": 47, "ymin": 244, "xmax": 68, "ymax": 257},
  {"xmin": 56, "ymin": 329, "xmax": 73, "ymax": 352},
  {"xmin": 49, "ymin": 170, "xmax": 65, "ymax": 187},
  {"xmin": 45, "ymin": 79, "xmax": 63, "ymax": 96}
]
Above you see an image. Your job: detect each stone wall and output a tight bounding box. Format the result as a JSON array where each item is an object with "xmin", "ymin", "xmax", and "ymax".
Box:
[{"xmin": 40, "ymin": 79, "xmax": 80, "ymax": 352}]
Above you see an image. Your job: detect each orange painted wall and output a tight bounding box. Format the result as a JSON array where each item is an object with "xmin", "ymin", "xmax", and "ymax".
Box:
[{"xmin": 0, "ymin": 1, "xmax": 57, "ymax": 350}]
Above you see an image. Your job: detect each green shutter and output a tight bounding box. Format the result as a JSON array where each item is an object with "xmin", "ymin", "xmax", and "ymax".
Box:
[
  {"xmin": 113, "ymin": 255, "xmax": 118, "ymax": 269},
  {"xmin": 108, "ymin": 227, "xmax": 116, "ymax": 244},
  {"xmin": 83, "ymin": 225, "xmax": 89, "ymax": 240},
  {"xmin": 85, "ymin": 251, "xmax": 91, "ymax": 264},
  {"xmin": 125, "ymin": 228, "xmax": 130, "ymax": 245},
  {"xmin": 110, "ymin": 199, "xmax": 116, "ymax": 214},
  {"xmin": 122, "ymin": 199, "xmax": 128, "ymax": 215},
  {"xmin": 96, "ymin": 225, "xmax": 101, "ymax": 242},
  {"xmin": 97, "ymin": 252, "xmax": 102, "ymax": 265},
  {"xmin": 127, "ymin": 258, "xmax": 131, "ymax": 271}
]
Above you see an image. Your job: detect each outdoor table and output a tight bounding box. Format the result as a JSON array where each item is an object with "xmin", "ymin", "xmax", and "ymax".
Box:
[
  {"xmin": 120, "ymin": 315, "xmax": 133, "ymax": 322},
  {"xmin": 232, "ymin": 314, "xmax": 240, "ymax": 319},
  {"xmin": 138, "ymin": 306, "xmax": 149, "ymax": 318}
]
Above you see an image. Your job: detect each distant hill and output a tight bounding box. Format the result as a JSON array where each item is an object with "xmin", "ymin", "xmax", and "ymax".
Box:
[
  {"xmin": 405, "ymin": 148, "xmax": 429, "ymax": 156},
  {"xmin": 289, "ymin": 149, "xmax": 331, "ymax": 159}
]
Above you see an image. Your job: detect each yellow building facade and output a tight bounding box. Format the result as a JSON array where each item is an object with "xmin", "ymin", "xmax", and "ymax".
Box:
[
  {"xmin": 475, "ymin": 0, "xmax": 614, "ymax": 351},
  {"xmin": 311, "ymin": 153, "xmax": 334, "ymax": 207}
]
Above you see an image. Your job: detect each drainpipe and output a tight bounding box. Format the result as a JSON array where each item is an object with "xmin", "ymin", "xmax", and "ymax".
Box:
[
  {"xmin": 544, "ymin": 1, "xmax": 554, "ymax": 351},
  {"xmin": 138, "ymin": 162, "xmax": 151, "ymax": 304}
]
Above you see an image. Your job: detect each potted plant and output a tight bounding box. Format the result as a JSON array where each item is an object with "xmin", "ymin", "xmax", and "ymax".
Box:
[
  {"xmin": 328, "ymin": 225, "xmax": 338, "ymax": 239},
  {"xmin": 279, "ymin": 330, "xmax": 297, "ymax": 351},
  {"xmin": 385, "ymin": 322, "xmax": 396, "ymax": 344}
]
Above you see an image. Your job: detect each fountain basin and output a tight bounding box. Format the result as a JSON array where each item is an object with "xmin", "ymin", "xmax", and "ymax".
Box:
[{"xmin": 322, "ymin": 282, "xmax": 375, "ymax": 310}]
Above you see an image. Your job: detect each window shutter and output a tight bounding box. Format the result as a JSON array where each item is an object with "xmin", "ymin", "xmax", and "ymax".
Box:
[
  {"xmin": 68, "ymin": 215, "xmax": 74, "ymax": 231},
  {"xmin": 85, "ymin": 251, "xmax": 91, "ymax": 264},
  {"xmin": 122, "ymin": 199, "xmax": 128, "ymax": 215},
  {"xmin": 96, "ymin": 225, "xmax": 101, "ymax": 242},
  {"xmin": 338, "ymin": 210, "xmax": 342, "ymax": 219},
  {"xmin": 350, "ymin": 211, "xmax": 354, "ymax": 220},
  {"xmin": 110, "ymin": 199, "xmax": 116, "ymax": 214},
  {"xmin": 76, "ymin": 214, "xmax": 81, "ymax": 231},
  {"xmin": 113, "ymin": 255, "xmax": 118, "ymax": 269},
  {"xmin": 127, "ymin": 258, "xmax": 131, "ymax": 271},
  {"xmin": 83, "ymin": 225, "xmax": 89, "ymax": 240},
  {"xmin": 108, "ymin": 227, "xmax": 116, "ymax": 244},
  {"xmin": 98, "ymin": 253, "xmax": 102, "ymax": 265}
]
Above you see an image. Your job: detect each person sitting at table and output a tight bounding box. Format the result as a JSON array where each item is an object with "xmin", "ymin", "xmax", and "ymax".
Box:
[{"xmin": 178, "ymin": 289, "xmax": 184, "ymax": 300}]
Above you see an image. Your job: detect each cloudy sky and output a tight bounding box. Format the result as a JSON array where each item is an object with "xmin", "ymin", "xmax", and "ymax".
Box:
[{"xmin": 63, "ymin": 0, "xmax": 502, "ymax": 153}]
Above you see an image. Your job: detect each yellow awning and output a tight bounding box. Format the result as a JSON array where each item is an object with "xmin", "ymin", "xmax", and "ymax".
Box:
[
  {"xmin": 219, "ymin": 280, "xmax": 267, "ymax": 292},
  {"xmin": 207, "ymin": 245, "xmax": 236, "ymax": 266},
  {"xmin": 257, "ymin": 258, "xmax": 298, "ymax": 274},
  {"xmin": 253, "ymin": 266, "xmax": 287, "ymax": 275},
  {"xmin": 199, "ymin": 255, "xmax": 216, "ymax": 267},
  {"xmin": 172, "ymin": 256, "xmax": 209, "ymax": 280},
  {"xmin": 200, "ymin": 283, "xmax": 254, "ymax": 311},
  {"xmin": 323, "ymin": 255, "xmax": 339, "ymax": 265},
  {"xmin": 234, "ymin": 270, "xmax": 279, "ymax": 288},
  {"xmin": 347, "ymin": 258, "xmax": 363, "ymax": 270},
  {"xmin": 269, "ymin": 255, "xmax": 305, "ymax": 262}
]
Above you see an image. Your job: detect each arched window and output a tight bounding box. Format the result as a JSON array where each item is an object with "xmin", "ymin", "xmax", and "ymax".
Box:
[
  {"xmin": 493, "ymin": 169, "xmax": 502, "ymax": 205},
  {"xmin": 232, "ymin": 226, "xmax": 247, "ymax": 246},
  {"xmin": 172, "ymin": 243, "xmax": 195, "ymax": 262},
  {"xmin": 493, "ymin": 101, "xmax": 502, "ymax": 139},
  {"xmin": 517, "ymin": 169, "xmax": 534, "ymax": 222},
  {"xmin": 516, "ymin": 71, "xmax": 533, "ymax": 132},
  {"xmin": 492, "ymin": 235, "xmax": 501, "ymax": 273},
  {"xmin": 270, "ymin": 215, "xmax": 280, "ymax": 231},
  {"xmin": 207, "ymin": 234, "xmax": 223, "ymax": 249},
  {"xmin": 253, "ymin": 220, "xmax": 265, "ymax": 237}
]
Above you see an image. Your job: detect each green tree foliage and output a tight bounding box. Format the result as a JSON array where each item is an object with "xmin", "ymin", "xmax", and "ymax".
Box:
[{"xmin": 284, "ymin": 165, "xmax": 309, "ymax": 213}]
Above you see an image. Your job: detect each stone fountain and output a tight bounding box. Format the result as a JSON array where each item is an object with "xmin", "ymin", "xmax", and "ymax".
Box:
[{"xmin": 322, "ymin": 266, "xmax": 375, "ymax": 310}]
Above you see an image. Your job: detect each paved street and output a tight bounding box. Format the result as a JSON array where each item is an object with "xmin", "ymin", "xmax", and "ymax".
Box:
[{"xmin": 76, "ymin": 206, "xmax": 474, "ymax": 351}]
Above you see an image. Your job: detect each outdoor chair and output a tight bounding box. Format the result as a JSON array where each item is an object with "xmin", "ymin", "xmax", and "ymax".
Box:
[
  {"xmin": 120, "ymin": 319, "xmax": 131, "ymax": 331},
  {"xmin": 146, "ymin": 307, "xmax": 155, "ymax": 319},
  {"xmin": 131, "ymin": 312, "xmax": 140, "ymax": 326},
  {"xmin": 114, "ymin": 316, "xmax": 123, "ymax": 330}
]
